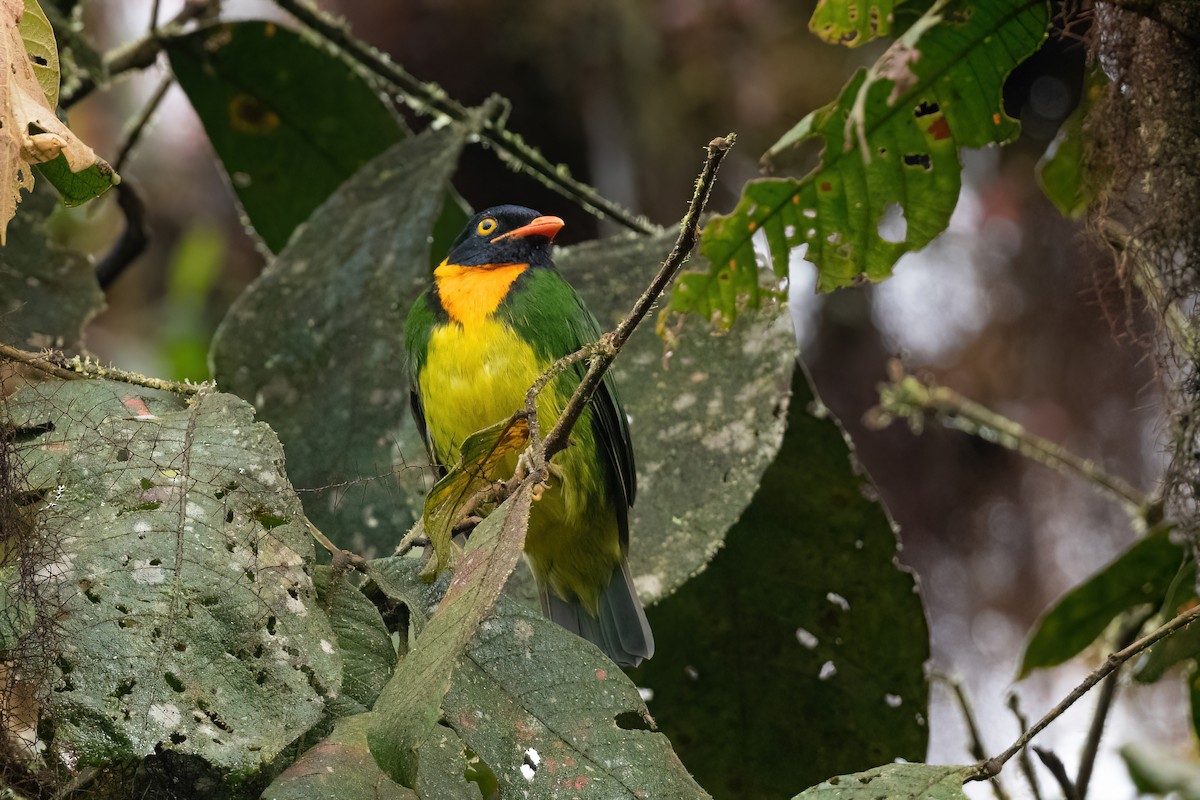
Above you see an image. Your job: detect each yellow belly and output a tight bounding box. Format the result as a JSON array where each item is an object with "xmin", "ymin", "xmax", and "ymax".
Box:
[{"xmin": 419, "ymin": 317, "xmax": 621, "ymax": 612}]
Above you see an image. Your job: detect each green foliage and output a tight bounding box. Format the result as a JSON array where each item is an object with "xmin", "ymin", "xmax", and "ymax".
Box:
[
  {"xmin": 792, "ymin": 764, "xmax": 973, "ymax": 800},
  {"xmin": 167, "ymin": 21, "xmax": 408, "ymax": 252},
  {"xmin": 20, "ymin": 0, "xmax": 60, "ymax": 107},
  {"xmin": 313, "ymin": 568, "xmax": 395, "ymax": 711},
  {"xmin": 808, "ymin": 0, "xmax": 897, "ymax": 47},
  {"xmin": 1122, "ymin": 744, "xmax": 1200, "ymax": 800},
  {"xmin": 33, "ymin": 154, "xmax": 118, "ymax": 206},
  {"xmin": 1019, "ymin": 525, "xmax": 1186, "ymax": 677},
  {"xmin": 679, "ymin": 0, "xmax": 1048, "ymax": 325},
  {"xmin": 1037, "ymin": 68, "xmax": 1108, "ymax": 220},
  {"xmin": 164, "ymin": 225, "xmax": 225, "ymax": 382},
  {"xmin": 629, "ymin": 365, "xmax": 929, "ymax": 796},
  {"xmin": 0, "ymin": 183, "xmax": 101, "ymax": 348},
  {"xmin": 4, "ymin": 380, "xmax": 340, "ymax": 789}
]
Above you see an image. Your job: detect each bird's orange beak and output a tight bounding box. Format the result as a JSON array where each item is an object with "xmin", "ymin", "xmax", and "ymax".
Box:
[{"xmin": 491, "ymin": 215, "xmax": 565, "ymax": 243}]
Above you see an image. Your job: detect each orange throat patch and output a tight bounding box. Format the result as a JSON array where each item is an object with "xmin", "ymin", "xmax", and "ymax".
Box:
[{"xmin": 434, "ymin": 259, "xmax": 529, "ymax": 325}]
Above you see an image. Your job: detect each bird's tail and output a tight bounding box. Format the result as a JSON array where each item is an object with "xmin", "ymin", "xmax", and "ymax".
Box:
[{"xmin": 540, "ymin": 558, "xmax": 655, "ymax": 667}]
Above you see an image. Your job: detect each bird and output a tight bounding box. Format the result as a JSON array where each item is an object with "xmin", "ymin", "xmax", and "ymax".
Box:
[{"xmin": 403, "ymin": 204, "xmax": 654, "ymax": 667}]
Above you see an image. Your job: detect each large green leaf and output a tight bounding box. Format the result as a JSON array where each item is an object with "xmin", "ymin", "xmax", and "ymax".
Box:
[
  {"xmin": 313, "ymin": 567, "xmax": 395, "ymax": 711},
  {"xmin": 20, "ymin": 0, "xmax": 59, "ymax": 107},
  {"xmin": 792, "ymin": 764, "xmax": 972, "ymax": 800},
  {"xmin": 0, "ymin": 182, "xmax": 102, "ymax": 348},
  {"xmin": 629, "ymin": 363, "xmax": 929, "ymax": 797},
  {"xmin": 210, "ymin": 126, "xmax": 469, "ymax": 555},
  {"xmin": 4, "ymin": 379, "xmax": 340, "ymax": 791},
  {"xmin": 368, "ymin": 484, "xmax": 534, "ymax": 787},
  {"xmin": 1019, "ymin": 525, "xmax": 1185, "ymax": 677},
  {"xmin": 681, "ymin": 0, "xmax": 1049, "ymax": 325},
  {"xmin": 167, "ymin": 21, "xmax": 408, "ymax": 253},
  {"xmin": 809, "ymin": 0, "xmax": 897, "ymax": 47}
]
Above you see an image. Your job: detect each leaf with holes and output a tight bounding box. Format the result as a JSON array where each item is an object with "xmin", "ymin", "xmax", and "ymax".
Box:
[
  {"xmin": 809, "ymin": 0, "xmax": 897, "ymax": 47},
  {"xmin": 792, "ymin": 764, "xmax": 973, "ymax": 800},
  {"xmin": 629, "ymin": 363, "xmax": 928, "ymax": 796},
  {"xmin": 680, "ymin": 0, "xmax": 1048, "ymax": 325},
  {"xmin": 368, "ymin": 483, "xmax": 535, "ymax": 787},
  {"xmin": 4, "ymin": 379, "xmax": 340, "ymax": 790}
]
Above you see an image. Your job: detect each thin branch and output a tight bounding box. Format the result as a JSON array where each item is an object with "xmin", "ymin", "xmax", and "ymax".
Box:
[
  {"xmin": 271, "ymin": 0, "xmax": 657, "ymax": 236},
  {"xmin": 114, "ymin": 74, "xmax": 174, "ymax": 173},
  {"xmin": 931, "ymin": 673, "xmax": 1010, "ymax": 800},
  {"xmin": 0, "ymin": 344, "xmax": 202, "ymax": 395},
  {"xmin": 305, "ymin": 517, "xmax": 367, "ymax": 572},
  {"xmin": 1006, "ymin": 694, "xmax": 1044, "ymax": 800},
  {"xmin": 1033, "ymin": 748, "xmax": 1079, "ymax": 800},
  {"xmin": 541, "ymin": 134, "xmax": 735, "ymax": 460},
  {"xmin": 870, "ymin": 362, "xmax": 1155, "ymax": 515},
  {"xmin": 60, "ymin": 0, "xmax": 219, "ymax": 109},
  {"xmin": 1075, "ymin": 608, "xmax": 1154, "ymax": 800},
  {"xmin": 972, "ymin": 602, "xmax": 1200, "ymax": 781}
]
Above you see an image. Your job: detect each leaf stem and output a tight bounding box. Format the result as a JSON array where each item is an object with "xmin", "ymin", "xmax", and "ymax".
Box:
[
  {"xmin": 972, "ymin": 602, "xmax": 1200, "ymax": 781},
  {"xmin": 271, "ymin": 0, "xmax": 657, "ymax": 236},
  {"xmin": 931, "ymin": 673, "xmax": 1011, "ymax": 800}
]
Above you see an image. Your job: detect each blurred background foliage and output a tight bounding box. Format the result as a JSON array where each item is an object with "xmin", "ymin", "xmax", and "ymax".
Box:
[{"xmin": 31, "ymin": 0, "xmax": 1186, "ymax": 793}]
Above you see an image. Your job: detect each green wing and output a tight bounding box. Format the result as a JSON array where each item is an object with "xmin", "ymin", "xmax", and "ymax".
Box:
[
  {"xmin": 402, "ymin": 290, "xmax": 445, "ymax": 476},
  {"xmin": 503, "ymin": 268, "xmax": 637, "ymax": 517}
]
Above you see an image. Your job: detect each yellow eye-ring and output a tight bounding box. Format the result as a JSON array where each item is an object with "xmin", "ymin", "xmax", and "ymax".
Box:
[{"xmin": 477, "ymin": 218, "xmax": 498, "ymax": 236}]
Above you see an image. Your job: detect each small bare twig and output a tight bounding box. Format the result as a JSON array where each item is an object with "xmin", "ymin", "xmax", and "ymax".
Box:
[
  {"xmin": 114, "ymin": 74, "xmax": 174, "ymax": 173},
  {"xmin": 1075, "ymin": 608, "xmax": 1154, "ymax": 799},
  {"xmin": 1033, "ymin": 747, "xmax": 1079, "ymax": 800},
  {"xmin": 94, "ymin": 180, "xmax": 150, "ymax": 290},
  {"xmin": 305, "ymin": 517, "xmax": 367, "ymax": 572},
  {"xmin": 0, "ymin": 344, "xmax": 202, "ymax": 395},
  {"xmin": 972, "ymin": 602, "xmax": 1200, "ymax": 781},
  {"xmin": 932, "ymin": 673, "xmax": 1010, "ymax": 800},
  {"xmin": 271, "ymin": 0, "xmax": 657, "ymax": 236},
  {"xmin": 870, "ymin": 361, "xmax": 1155, "ymax": 517},
  {"xmin": 1006, "ymin": 695, "xmax": 1044, "ymax": 800}
]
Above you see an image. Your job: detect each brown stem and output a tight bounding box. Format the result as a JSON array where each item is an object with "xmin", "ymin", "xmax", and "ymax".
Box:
[
  {"xmin": 0, "ymin": 344, "xmax": 201, "ymax": 394},
  {"xmin": 973, "ymin": 602, "xmax": 1200, "ymax": 781}
]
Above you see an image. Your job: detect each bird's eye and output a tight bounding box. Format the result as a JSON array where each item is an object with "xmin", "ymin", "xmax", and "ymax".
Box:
[{"xmin": 477, "ymin": 218, "xmax": 498, "ymax": 236}]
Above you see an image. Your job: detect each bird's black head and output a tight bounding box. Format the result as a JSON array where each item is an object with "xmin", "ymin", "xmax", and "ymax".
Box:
[{"xmin": 444, "ymin": 205, "xmax": 564, "ymax": 268}]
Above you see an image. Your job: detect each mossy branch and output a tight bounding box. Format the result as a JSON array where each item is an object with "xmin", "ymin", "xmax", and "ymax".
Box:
[
  {"xmin": 0, "ymin": 344, "xmax": 203, "ymax": 395},
  {"xmin": 868, "ymin": 361, "xmax": 1156, "ymax": 519}
]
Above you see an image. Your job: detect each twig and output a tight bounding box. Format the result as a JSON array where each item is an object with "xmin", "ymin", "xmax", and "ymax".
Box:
[
  {"xmin": 541, "ymin": 134, "xmax": 735, "ymax": 460},
  {"xmin": 305, "ymin": 517, "xmax": 367, "ymax": 572},
  {"xmin": 94, "ymin": 180, "xmax": 150, "ymax": 290},
  {"xmin": 972, "ymin": 602, "xmax": 1200, "ymax": 781},
  {"xmin": 0, "ymin": 344, "xmax": 202, "ymax": 394},
  {"xmin": 114, "ymin": 74, "xmax": 174, "ymax": 173},
  {"xmin": 1033, "ymin": 748, "xmax": 1079, "ymax": 800},
  {"xmin": 271, "ymin": 0, "xmax": 657, "ymax": 236},
  {"xmin": 1006, "ymin": 694, "xmax": 1044, "ymax": 800},
  {"xmin": 871, "ymin": 362, "xmax": 1155, "ymax": 516},
  {"xmin": 932, "ymin": 673, "xmax": 1010, "ymax": 800},
  {"xmin": 60, "ymin": 0, "xmax": 219, "ymax": 109},
  {"xmin": 1075, "ymin": 608, "xmax": 1154, "ymax": 799},
  {"xmin": 1100, "ymin": 218, "xmax": 1200, "ymax": 363}
]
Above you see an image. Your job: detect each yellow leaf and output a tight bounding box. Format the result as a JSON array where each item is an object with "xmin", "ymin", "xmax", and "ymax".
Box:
[
  {"xmin": 19, "ymin": 0, "xmax": 58, "ymax": 108},
  {"xmin": 0, "ymin": 0, "xmax": 101, "ymax": 245}
]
